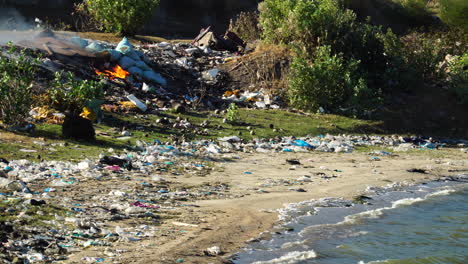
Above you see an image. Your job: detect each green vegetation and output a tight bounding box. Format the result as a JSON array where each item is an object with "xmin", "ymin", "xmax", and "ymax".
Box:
[
  {"xmin": 447, "ymin": 54, "xmax": 468, "ymax": 104},
  {"xmin": 257, "ymin": 0, "xmax": 467, "ymax": 115},
  {"xmin": 44, "ymin": 71, "xmax": 105, "ymax": 115},
  {"xmin": 288, "ymin": 46, "xmax": 365, "ymax": 112},
  {"xmin": 228, "ymin": 11, "xmax": 261, "ymax": 42},
  {"xmin": 395, "ymin": 0, "xmax": 430, "ymax": 19},
  {"xmin": 0, "ymin": 109, "xmax": 381, "ymax": 161},
  {"xmin": 83, "ymin": 0, "xmax": 160, "ymax": 36},
  {"xmin": 0, "ymin": 44, "xmax": 39, "ymax": 126},
  {"xmin": 439, "ymin": 0, "xmax": 468, "ymax": 30},
  {"xmin": 259, "ymin": 0, "xmax": 389, "ymax": 114},
  {"xmin": 225, "ymin": 103, "xmax": 239, "ymax": 123}
]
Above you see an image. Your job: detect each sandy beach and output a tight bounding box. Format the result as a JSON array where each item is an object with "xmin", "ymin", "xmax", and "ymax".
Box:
[{"xmin": 63, "ymin": 149, "xmax": 468, "ymax": 263}]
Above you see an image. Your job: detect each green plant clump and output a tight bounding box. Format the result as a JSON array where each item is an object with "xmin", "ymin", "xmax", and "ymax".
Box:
[
  {"xmin": 46, "ymin": 71, "xmax": 105, "ymax": 115},
  {"xmin": 395, "ymin": 0, "xmax": 430, "ymax": 20},
  {"xmin": 288, "ymin": 46, "xmax": 368, "ymax": 112},
  {"xmin": 0, "ymin": 44, "xmax": 39, "ymax": 126},
  {"xmin": 229, "ymin": 11, "xmax": 262, "ymax": 42},
  {"xmin": 447, "ymin": 54, "xmax": 468, "ymax": 104},
  {"xmin": 439, "ymin": 0, "xmax": 468, "ymax": 30},
  {"xmin": 84, "ymin": 0, "xmax": 160, "ymax": 36},
  {"xmin": 226, "ymin": 103, "xmax": 239, "ymax": 123},
  {"xmin": 259, "ymin": 0, "xmax": 390, "ymax": 114}
]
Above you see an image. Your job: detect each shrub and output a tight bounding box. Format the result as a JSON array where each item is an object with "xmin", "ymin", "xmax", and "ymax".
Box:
[
  {"xmin": 258, "ymin": 0, "xmax": 299, "ymax": 45},
  {"xmin": 259, "ymin": 0, "xmax": 388, "ymax": 77},
  {"xmin": 439, "ymin": 0, "xmax": 468, "ymax": 30},
  {"xmin": 83, "ymin": 0, "xmax": 160, "ymax": 36},
  {"xmin": 226, "ymin": 103, "xmax": 239, "ymax": 123},
  {"xmin": 228, "ymin": 11, "xmax": 261, "ymax": 42},
  {"xmin": 46, "ymin": 71, "xmax": 105, "ymax": 116},
  {"xmin": 401, "ymin": 32, "xmax": 447, "ymax": 81},
  {"xmin": 395, "ymin": 0, "xmax": 430, "ymax": 20},
  {"xmin": 287, "ymin": 46, "xmax": 364, "ymax": 112},
  {"xmin": 0, "ymin": 45, "xmax": 38, "ymax": 126},
  {"xmin": 447, "ymin": 53, "xmax": 468, "ymax": 104},
  {"xmin": 259, "ymin": 0, "xmax": 356, "ymax": 50},
  {"xmin": 72, "ymin": 2, "xmax": 103, "ymax": 32}
]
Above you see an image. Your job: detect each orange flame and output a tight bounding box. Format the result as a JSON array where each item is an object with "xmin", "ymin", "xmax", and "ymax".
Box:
[{"xmin": 95, "ymin": 65, "xmax": 130, "ymax": 80}]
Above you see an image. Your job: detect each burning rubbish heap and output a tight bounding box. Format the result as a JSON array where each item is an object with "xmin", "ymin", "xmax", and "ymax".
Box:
[{"xmin": 1, "ymin": 29, "xmax": 280, "ymax": 133}]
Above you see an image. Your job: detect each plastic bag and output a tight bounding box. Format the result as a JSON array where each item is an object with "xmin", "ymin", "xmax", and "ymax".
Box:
[
  {"xmin": 85, "ymin": 42, "xmax": 104, "ymax": 53},
  {"xmin": 128, "ymin": 66, "xmax": 143, "ymax": 78},
  {"xmin": 70, "ymin": 36, "xmax": 88, "ymax": 48},
  {"xmin": 135, "ymin": 61, "xmax": 151, "ymax": 71},
  {"xmin": 143, "ymin": 70, "xmax": 167, "ymax": 87},
  {"xmin": 119, "ymin": 56, "xmax": 136, "ymax": 70},
  {"xmin": 105, "ymin": 49, "xmax": 122, "ymax": 62},
  {"xmin": 116, "ymin": 37, "xmax": 133, "ymax": 54}
]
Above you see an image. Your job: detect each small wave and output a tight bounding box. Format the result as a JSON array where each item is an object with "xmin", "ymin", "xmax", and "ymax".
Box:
[
  {"xmin": 339, "ymin": 207, "xmax": 388, "ymax": 225},
  {"xmin": 391, "ymin": 197, "xmax": 424, "ymax": 207},
  {"xmin": 251, "ymin": 250, "xmax": 317, "ymax": 264},
  {"xmin": 281, "ymin": 240, "xmax": 308, "ymax": 249},
  {"xmin": 426, "ymin": 189, "xmax": 457, "ymax": 197},
  {"xmin": 358, "ymin": 260, "xmax": 389, "ymax": 264}
]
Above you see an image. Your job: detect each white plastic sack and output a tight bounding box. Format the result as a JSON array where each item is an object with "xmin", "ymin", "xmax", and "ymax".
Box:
[{"xmin": 116, "ymin": 37, "xmax": 134, "ymax": 54}]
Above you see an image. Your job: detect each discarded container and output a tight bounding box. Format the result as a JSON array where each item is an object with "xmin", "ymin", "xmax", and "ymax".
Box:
[
  {"xmin": 127, "ymin": 94, "xmax": 147, "ymax": 112},
  {"xmin": 205, "ymin": 246, "xmax": 222, "ymax": 256},
  {"xmin": 202, "ymin": 69, "xmax": 220, "ymax": 81}
]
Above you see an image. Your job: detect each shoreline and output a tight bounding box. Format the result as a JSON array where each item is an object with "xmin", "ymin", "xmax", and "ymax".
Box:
[
  {"xmin": 233, "ymin": 176, "xmax": 468, "ymax": 263},
  {"xmin": 63, "ymin": 149, "xmax": 467, "ymax": 263}
]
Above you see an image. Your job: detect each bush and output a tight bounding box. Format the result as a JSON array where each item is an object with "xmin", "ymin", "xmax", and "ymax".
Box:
[
  {"xmin": 0, "ymin": 45, "xmax": 38, "ymax": 126},
  {"xmin": 46, "ymin": 71, "xmax": 105, "ymax": 116},
  {"xmin": 72, "ymin": 2, "xmax": 103, "ymax": 32},
  {"xmin": 288, "ymin": 46, "xmax": 364, "ymax": 112},
  {"xmin": 381, "ymin": 28, "xmax": 467, "ymax": 89},
  {"xmin": 259, "ymin": 0, "xmax": 356, "ymax": 50},
  {"xmin": 439, "ymin": 0, "xmax": 468, "ymax": 30},
  {"xmin": 84, "ymin": 0, "xmax": 160, "ymax": 36},
  {"xmin": 226, "ymin": 103, "xmax": 239, "ymax": 123},
  {"xmin": 259, "ymin": 0, "xmax": 388, "ymax": 77},
  {"xmin": 228, "ymin": 11, "xmax": 261, "ymax": 42},
  {"xmin": 395, "ymin": 0, "xmax": 430, "ymax": 20},
  {"xmin": 401, "ymin": 32, "xmax": 448, "ymax": 81},
  {"xmin": 447, "ymin": 53, "xmax": 468, "ymax": 104}
]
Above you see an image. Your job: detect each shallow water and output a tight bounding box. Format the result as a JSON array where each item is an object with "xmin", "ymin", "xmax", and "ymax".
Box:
[{"xmin": 233, "ymin": 180, "xmax": 468, "ymax": 264}]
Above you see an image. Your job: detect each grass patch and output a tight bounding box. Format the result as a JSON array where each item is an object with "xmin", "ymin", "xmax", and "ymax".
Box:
[
  {"xmin": 77, "ymin": 32, "xmax": 191, "ymax": 45},
  {"xmin": 0, "ymin": 198, "xmax": 70, "ymax": 227},
  {"xmin": 1, "ymin": 109, "xmax": 382, "ymax": 162}
]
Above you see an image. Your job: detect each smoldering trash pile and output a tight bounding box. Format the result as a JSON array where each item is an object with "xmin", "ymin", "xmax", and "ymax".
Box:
[{"xmin": 1, "ymin": 29, "xmax": 280, "ymax": 126}]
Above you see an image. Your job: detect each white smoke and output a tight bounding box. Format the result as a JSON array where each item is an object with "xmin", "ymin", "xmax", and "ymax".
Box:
[{"xmin": 0, "ymin": 8, "xmax": 42, "ymax": 45}]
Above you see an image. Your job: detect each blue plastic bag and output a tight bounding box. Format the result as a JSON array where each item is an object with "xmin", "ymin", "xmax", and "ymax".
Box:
[{"xmin": 293, "ymin": 139, "xmax": 313, "ymax": 148}]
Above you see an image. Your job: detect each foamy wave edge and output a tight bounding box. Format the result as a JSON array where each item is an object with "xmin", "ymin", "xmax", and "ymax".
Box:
[
  {"xmin": 426, "ymin": 188, "xmax": 457, "ymax": 197},
  {"xmin": 251, "ymin": 250, "xmax": 317, "ymax": 264}
]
